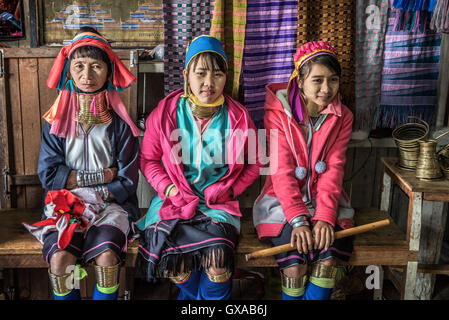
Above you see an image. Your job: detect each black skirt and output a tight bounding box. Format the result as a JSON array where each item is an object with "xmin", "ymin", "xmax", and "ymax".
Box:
[{"xmin": 135, "ymin": 214, "xmax": 239, "ymax": 282}]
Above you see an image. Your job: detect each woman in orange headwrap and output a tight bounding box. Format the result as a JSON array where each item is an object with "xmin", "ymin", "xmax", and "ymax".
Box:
[{"xmin": 24, "ymin": 27, "xmax": 140, "ymax": 300}]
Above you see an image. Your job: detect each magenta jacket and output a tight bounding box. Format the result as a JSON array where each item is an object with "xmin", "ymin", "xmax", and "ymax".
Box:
[
  {"xmin": 254, "ymin": 83, "xmax": 354, "ymax": 239},
  {"xmin": 140, "ymin": 89, "xmax": 262, "ymax": 221}
]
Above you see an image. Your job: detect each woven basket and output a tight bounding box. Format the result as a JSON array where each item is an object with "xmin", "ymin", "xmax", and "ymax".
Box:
[{"xmin": 392, "ymin": 118, "xmax": 429, "ymax": 170}]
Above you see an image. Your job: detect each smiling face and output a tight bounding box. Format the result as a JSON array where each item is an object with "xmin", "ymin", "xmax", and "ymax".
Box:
[
  {"xmin": 69, "ymin": 55, "xmax": 109, "ymax": 93},
  {"xmin": 183, "ymin": 53, "xmax": 227, "ymax": 105},
  {"xmin": 299, "ymin": 62, "xmax": 340, "ymax": 112}
]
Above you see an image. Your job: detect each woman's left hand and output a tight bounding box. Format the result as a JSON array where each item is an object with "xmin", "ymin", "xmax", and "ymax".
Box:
[{"xmin": 312, "ymin": 221, "xmax": 335, "ymax": 251}]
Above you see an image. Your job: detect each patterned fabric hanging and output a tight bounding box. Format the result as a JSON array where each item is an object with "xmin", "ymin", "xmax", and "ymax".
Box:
[
  {"xmin": 241, "ymin": 0, "xmax": 298, "ymax": 128},
  {"xmin": 210, "ymin": 0, "xmax": 247, "ymax": 99},
  {"xmin": 354, "ymin": 0, "xmax": 389, "ymax": 132},
  {"xmin": 376, "ymin": 7, "xmax": 441, "ymax": 128},
  {"xmin": 163, "ymin": 0, "xmax": 214, "ymax": 95},
  {"xmin": 296, "ymin": 1, "xmax": 356, "ymax": 116},
  {"xmin": 430, "ymin": 0, "xmax": 449, "ymax": 32}
]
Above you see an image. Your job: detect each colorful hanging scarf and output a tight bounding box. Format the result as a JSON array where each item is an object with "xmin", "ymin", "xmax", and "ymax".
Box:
[
  {"xmin": 242, "ymin": 0, "xmax": 298, "ymax": 128},
  {"xmin": 430, "ymin": 0, "xmax": 449, "ymax": 32},
  {"xmin": 210, "ymin": 0, "xmax": 247, "ymax": 99},
  {"xmin": 43, "ymin": 31, "xmax": 140, "ymax": 138},
  {"xmin": 376, "ymin": 8, "xmax": 441, "ymax": 128},
  {"xmin": 296, "ymin": 0, "xmax": 356, "ymax": 115},
  {"xmin": 354, "ymin": 0, "xmax": 389, "ymax": 131},
  {"xmin": 163, "ymin": 0, "xmax": 214, "ymax": 95},
  {"xmin": 392, "ymin": 0, "xmax": 437, "ymax": 32}
]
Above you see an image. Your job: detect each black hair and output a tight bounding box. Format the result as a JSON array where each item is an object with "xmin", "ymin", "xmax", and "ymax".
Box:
[
  {"xmin": 298, "ymin": 54, "xmax": 341, "ymax": 82},
  {"xmin": 188, "ymin": 51, "xmax": 227, "ymax": 75},
  {"xmin": 68, "ymin": 27, "xmax": 112, "ymax": 77}
]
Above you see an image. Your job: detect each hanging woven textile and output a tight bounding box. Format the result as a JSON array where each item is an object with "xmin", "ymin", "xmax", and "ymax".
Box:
[
  {"xmin": 163, "ymin": 0, "xmax": 214, "ymax": 95},
  {"xmin": 392, "ymin": 0, "xmax": 438, "ymax": 32},
  {"xmin": 354, "ymin": 0, "xmax": 389, "ymax": 132},
  {"xmin": 430, "ymin": 0, "xmax": 449, "ymax": 32},
  {"xmin": 296, "ymin": 0, "xmax": 356, "ymax": 116},
  {"xmin": 210, "ymin": 0, "xmax": 247, "ymax": 99},
  {"xmin": 241, "ymin": 0, "xmax": 298, "ymax": 128},
  {"xmin": 376, "ymin": 6, "xmax": 441, "ymax": 128}
]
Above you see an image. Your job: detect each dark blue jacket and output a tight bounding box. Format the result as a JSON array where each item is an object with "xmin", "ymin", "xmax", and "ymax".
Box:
[{"xmin": 37, "ymin": 111, "xmax": 140, "ymax": 222}]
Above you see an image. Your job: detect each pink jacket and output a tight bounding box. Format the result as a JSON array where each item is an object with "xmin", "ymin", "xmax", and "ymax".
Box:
[
  {"xmin": 255, "ymin": 83, "xmax": 353, "ymax": 238},
  {"xmin": 140, "ymin": 89, "xmax": 262, "ymax": 221}
]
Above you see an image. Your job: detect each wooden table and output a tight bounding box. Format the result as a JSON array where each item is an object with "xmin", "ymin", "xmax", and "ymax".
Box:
[{"xmin": 380, "ymin": 157, "xmax": 449, "ymax": 300}]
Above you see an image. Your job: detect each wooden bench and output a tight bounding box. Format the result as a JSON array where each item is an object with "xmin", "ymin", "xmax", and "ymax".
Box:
[{"xmin": 0, "ymin": 207, "xmax": 412, "ymax": 269}]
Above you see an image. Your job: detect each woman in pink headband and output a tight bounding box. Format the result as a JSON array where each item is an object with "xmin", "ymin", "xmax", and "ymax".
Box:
[{"xmin": 253, "ymin": 41, "xmax": 355, "ymax": 300}]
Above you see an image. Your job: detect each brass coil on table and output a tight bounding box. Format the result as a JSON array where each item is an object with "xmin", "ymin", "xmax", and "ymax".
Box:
[{"xmin": 392, "ymin": 118, "xmax": 429, "ymax": 170}]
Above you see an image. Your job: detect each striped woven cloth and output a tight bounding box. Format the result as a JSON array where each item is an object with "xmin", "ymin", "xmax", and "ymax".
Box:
[
  {"xmin": 163, "ymin": 0, "xmax": 214, "ymax": 95},
  {"xmin": 376, "ymin": 8, "xmax": 441, "ymax": 128},
  {"xmin": 210, "ymin": 0, "xmax": 247, "ymax": 99},
  {"xmin": 296, "ymin": 1, "xmax": 356, "ymax": 115},
  {"xmin": 354, "ymin": 0, "xmax": 389, "ymax": 131},
  {"xmin": 242, "ymin": 0, "xmax": 298, "ymax": 128}
]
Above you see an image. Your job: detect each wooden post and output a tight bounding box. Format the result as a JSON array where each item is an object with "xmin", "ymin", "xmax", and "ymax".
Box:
[
  {"xmin": 436, "ymin": 33, "xmax": 449, "ymax": 128},
  {"xmin": 415, "ymin": 201, "xmax": 447, "ymax": 300},
  {"xmin": 403, "ymin": 191, "xmax": 422, "ymax": 300},
  {"xmin": 380, "ymin": 169, "xmax": 392, "ymax": 212}
]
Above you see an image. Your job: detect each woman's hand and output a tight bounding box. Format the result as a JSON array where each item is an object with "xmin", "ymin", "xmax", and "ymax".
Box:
[
  {"xmin": 66, "ymin": 168, "xmax": 117, "ymax": 190},
  {"xmin": 104, "ymin": 167, "xmax": 118, "ymax": 183},
  {"xmin": 167, "ymin": 185, "xmax": 179, "ymax": 197},
  {"xmin": 312, "ymin": 221, "xmax": 335, "ymax": 251},
  {"xmin": 168, "ymin": 186, "xmax": 179, "ymax": 197},
  {"xmin": 290, "ymin": 225, "xmax": 314, "ymax": 254},
  {"xmin": 65, "ymin": 170, "xmax": 78, "ymax": 190}
]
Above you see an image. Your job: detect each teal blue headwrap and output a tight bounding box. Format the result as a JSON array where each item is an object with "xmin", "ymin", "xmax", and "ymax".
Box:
[{"xmin": 184, "ymin": 35, "xmax": 228, "ymax": 70}]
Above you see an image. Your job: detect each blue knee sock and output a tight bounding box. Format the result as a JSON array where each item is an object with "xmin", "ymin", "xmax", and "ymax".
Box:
[
  {"xmin": 175, "ymin": 271, "xmax": 201, "ymax": 300},
  {"xmin": 92, "ymin": 283, "xmax": 119, "ymax": 300},
  {"xmin": 281, "ymin": 275, "xmax": 306, "ymax": 300},
  {"xmin": 197, "ymin": 270, "xmax": 232, "ymax": 300},
  {"xmin": 302, "ymin": 276, "xmax": 334, "ymax": 300},
  {"xmin": 282, "ymin": 291, "xmax": 303, "ymax": 300},
  {"xmin": 281, "ymin": 285, "xmax": 305, "ymax": 300},
  {"xmin": 53, "ymin": 289, "xmax": 81, "ymax": 300}
]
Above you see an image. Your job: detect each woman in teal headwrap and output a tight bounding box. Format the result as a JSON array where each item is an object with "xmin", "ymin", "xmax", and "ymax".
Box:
[{"xmin": 136, "ymin": 35, "xmax": 262, "ymax": 300}]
